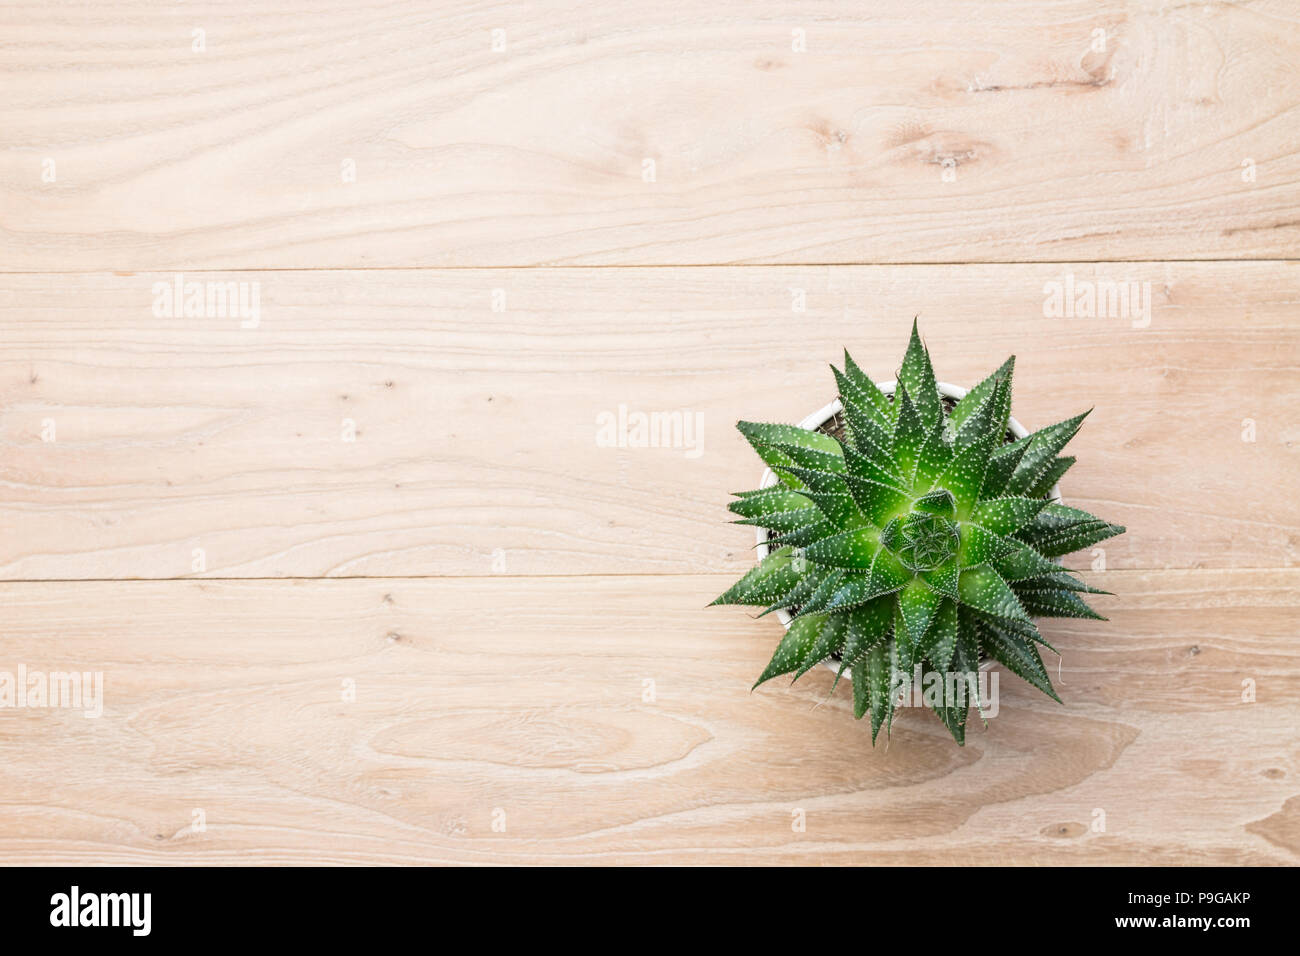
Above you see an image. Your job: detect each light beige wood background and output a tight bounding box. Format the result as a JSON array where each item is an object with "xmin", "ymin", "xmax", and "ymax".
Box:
[{"xmin": 1, "ymin": 1, "xmax": 1297, "ymax": 865}]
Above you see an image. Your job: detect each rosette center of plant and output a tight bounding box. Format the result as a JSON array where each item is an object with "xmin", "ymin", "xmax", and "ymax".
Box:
[{"xmin": 886, "ymin": 511, "xmax": 959, "ymax": 572}]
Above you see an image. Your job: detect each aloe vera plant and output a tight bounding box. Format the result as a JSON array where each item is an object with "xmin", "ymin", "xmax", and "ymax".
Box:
[{"xmin": 712, "ymin": 324, "xmax": 1124, "ymax": 745}]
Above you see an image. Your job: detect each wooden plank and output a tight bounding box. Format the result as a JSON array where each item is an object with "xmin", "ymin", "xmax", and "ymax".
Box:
[
  {"xmin": 2, "ymin": 1, "xmax": 1298, "ymax": 269},
  {"xmin": 2, "ymin": 263, "xmax": 1296, "ymax": 579},
  {"xmin": 0, "ymin": 570, "xmax": 1294, "ymax": 865}
]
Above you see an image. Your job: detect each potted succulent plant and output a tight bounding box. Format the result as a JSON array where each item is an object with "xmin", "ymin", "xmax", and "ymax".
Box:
[{"xmin": 711, "ymin": 323, "xmax": 1125, "ymax": 745}]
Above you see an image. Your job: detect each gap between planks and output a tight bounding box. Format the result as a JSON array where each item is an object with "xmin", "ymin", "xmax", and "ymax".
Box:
[
  {"xmin": 0, "ymin": 565, "xmax": 1294, "ymax": 585},
  {"xmin": 3, "ymin": 258, "xmax": 1300, "ymax": 277}
]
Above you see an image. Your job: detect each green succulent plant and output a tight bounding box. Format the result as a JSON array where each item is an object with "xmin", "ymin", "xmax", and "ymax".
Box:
[{"xmin": 712, "ymin": 323, "xmax": 1125, "ymax": 745}]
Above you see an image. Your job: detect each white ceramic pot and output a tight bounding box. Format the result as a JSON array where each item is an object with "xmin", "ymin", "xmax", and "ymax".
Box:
[{"xmin": 751, "ymin": 380, "xmax": 1062, "ymax": 679}]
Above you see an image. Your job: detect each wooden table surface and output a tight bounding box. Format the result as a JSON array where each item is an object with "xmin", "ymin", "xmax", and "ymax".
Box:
[{"xmin": 1, "ymin": 1, "xmax": 1297, "ymax": 865}]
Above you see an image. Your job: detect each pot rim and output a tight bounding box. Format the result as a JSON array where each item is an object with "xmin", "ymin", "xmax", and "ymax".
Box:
[{"xmin": 750, "ymin": 379, "xmax": 1062, "ymax": 676}]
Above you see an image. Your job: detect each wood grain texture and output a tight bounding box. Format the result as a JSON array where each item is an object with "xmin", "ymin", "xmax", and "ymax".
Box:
[
  {"xmin": 4, "ymin": 0, "xmax": 1299, "ymax": 869},
  {"xmin": 0, "ymin": 570, "xmax": 1294, "ymax": 865},
  {"xmin": 1, "ymin": 263, "xmax": 1296, "ymax": 579},
  {"xmin": 3, "ymin": 0, "xmax": 1299, "ymax": 269}
]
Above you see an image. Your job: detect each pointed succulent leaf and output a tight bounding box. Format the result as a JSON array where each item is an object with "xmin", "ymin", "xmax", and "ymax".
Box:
[
  {"xmin": 980, "ymin": 439, "xmax": 1029, "ymax": 499},
  {"xmin": 776, "ymin": 468, "xmax": 866, "ymax": 529},
  {"xmin": 867, "ymin": 546, "xmax": 911, "ymax": 594},
  {"xmin": 878, "ymin": 515, "xmax": 902, "ymax": 556},
  {"xmin": 1016, "ymin": 589, "xmax": 1106, "ymax": 620},
  {"xmin": 803, "ymin": 527, "xmax": 882, "ymax": 570},
  {"xmin": 1016, "ymin": 503, "xmax": 1126, "ymax": 557},
  {"xmin": 891, "ymin": 602, "xmax": 916, "ymax": 679},
  {"xmin": 842, "ymin": 350, "xmax": 894, "ymax": 426},
  {"xmin": 1019, "ymin": 502, "xmax": 1112, "ymax": 535},
  {"xmin": 913, "ymin": 488, "xmax": 956, "ymax": 518},
  {"xmin": 926, "ymin": 660, "xmax": 969, "ymax": 745},
  {"xmin": 897, "ymin": 320, "xmax": 942, "ymax": 430},
  {"xmin": 886, "ymin": 629, "xmax": 908, "ymax": 737},
  {"xmin": 729, "ymin": 487, "xmax": 810, "ymax": 518},
  {"xmin": 950, "ymin": 356, "xmax": 1014, "ymax": 432},
  {"xmin": 933, "ymin": 431, "xmax": 994, "ymax": 517},
  {"xmin": 931, "ymin": 701, "xmax": 970, "ymax": 746},
  {"xmin": 822, "ymin": 561, "xmax": 905, "ymax": 612},
  {"xmin": 898, "ymin": 578, "xmax": 942, "ymax": 653},
  {"xmin": 850, "ymin": 652, "xmax": 872, "ymax": 719},
  {"xmin": 1004, "ymin": 411, "xmax": 1089, "ymax": 496},
  {"xmin": 840, "ymin": 401, "xmax": 896, "ymax": 469},
  {"xmin": 820, "ymin": 575, "xmax": 878, "ymax": 613},
  {"xmin": 891, "ymin": 386, "xmax": 926, "ymax": 482},
  {"xmin": 764, "ymin": 517, "xmax": 835, "ymax": 550},
  {"xmin": 711, "ymin": 547, "xmax": 799, "ymax": 606},
  {"xmin": 839, "ymin": 596, "xmax": 894, "ymax": 665},
  {"xmin": 736, "ymin": 421, "xmax": 842, "ymax": 457},
  {"xmin": 734, "ymin": 505, "xmax": 824, "ymax": 533},
  {"xmin": 957, "ymin": 521, "xmax": 1020, "ymax": 566},
  {"xmin": 1030, "ymin": 520, "xmax": 1127, "ymax": 558},
  {"xmin": 842, "ymin": 443, "xmax": 906, "ymax": 490},
  {"xmin": 736, "ymin": 422, "xmax": 839, "ymax": 489},
  {"xmin": 980, "ymin": 618, "xmax": 1060, "ymax": 702},
  {"xmin": 1027, "ymin": 456, "xmax": 1074, "ymax": 498},
  {"xmin": 987, "ymin": 614, "xmax": 1058, "ymax": 654},
  {"xmin": 957, "ymin": 564, "xmax": 1030, "ymax": 623},
  {"xmin": 953, "ymin": 607, "xmax": 987, "ymax": 721},
  {"xmin": 951, "ymin": 396, "xmax": 994, "ymax": 452},
  {"xmin": 1016, "ymin": 571, "xmax": 1110, "ymax": 594},
  {"xmin": 764, "ymin": 441, "xmax": 847, "ymax": 476},
  {"xmin": 779, "ymin": 465, "xmax": 850, "ymax": 495},
  {"xmin": 913, "ymin": 418, "xmax": 955, "ymax": 490},
  {"xmin": 993, "ymin": 543, "xmax": 1068, "ymax": 583},
  {"xmin": 800, "ymin": 491, "xmax": 867, "ymax": 528},
  {"xmin": 1013, "ymin": 621, "xmax": 1055, "ymax": 658},
  {"xmin": 970, "ymin": 496, "xmax": 1049, "ymax": 536},
  {"xmin": 921, "ymin": 558, "xmax": 960, "ymax": 601},
  {"xmin": 864, "ymin": 640, "xmax": 893, "ymax": 742},
  {"xmin": 755, "ymin": 564, "xmax": 830, "ymax": 618},
  {"xmin": 987, "ymin": 374, "xmax": 1014, "ymax": 445},
  {"xmin": 953, "ymin": 375, "xmax": 1009, "ymax": 451},
  {"xmin": 790, "ymin": 569, "xmax": 848, "ymax": 619},
  {"xmin": 795, "ymin": 613, "xmax": 848, "ymax": 679},
  {"xmin": 753, "ymin": 612, "xmax": 828, "ymax": 688},
  {"xmin": 917, "ymin": 597, "xmax": 958, "ymax": 671},
  {"xmin": 832, "ymin": 365, "xmax": 887, "ymax": 432},
  {"xmin": 843, "ymin": 474, "xmax": 912, "ymax": 526}
]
